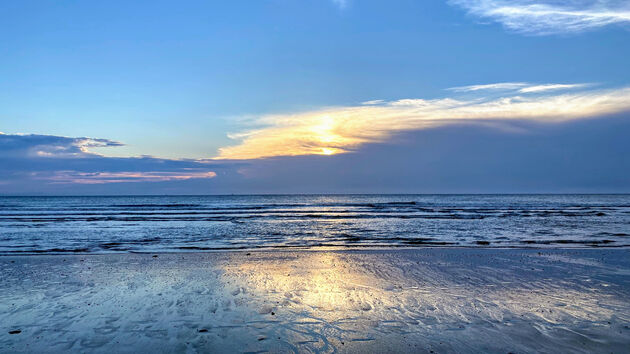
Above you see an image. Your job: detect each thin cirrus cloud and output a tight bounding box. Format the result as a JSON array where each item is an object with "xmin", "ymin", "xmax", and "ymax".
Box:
[
  {"xmin": 216, "ymin": 84, "xmax": 630, "ymax": 160},
  {"xmin": 447, "ymin": 82, "xmax": 531, "ymax": 92},
  {"xmin": 519, "ymin": 83, "xmax": 593, "ymax": 93},
  {"xmin": 449, "ymin": 0, "xmax": 630, "ymax": 35},
  {"xmin": 40, "ymin": 171, "xmax": 217, "ymax": 184},
  {"xmin": 448, "ymin": 82, "xmax": 592, "ymax": 93}
]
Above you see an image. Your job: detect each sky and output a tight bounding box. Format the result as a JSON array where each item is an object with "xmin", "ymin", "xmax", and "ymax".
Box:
[{"xmin": 1, "ymin": 0, "xmax": 629, "ymax": 194}]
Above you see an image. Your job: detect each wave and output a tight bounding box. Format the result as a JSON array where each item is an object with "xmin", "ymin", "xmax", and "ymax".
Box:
[
  {"xmin": 109, "ymin": 204, "xmax": 202, "ymax": 208},
  {"xmin": 1, "ymin": 195, "xmax": 629, "ymax": 253}
]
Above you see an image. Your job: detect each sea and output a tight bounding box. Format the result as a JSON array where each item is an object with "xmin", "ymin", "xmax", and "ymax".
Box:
[{"xmin": 0, "ymin": 194, "xmax": 628, "ymax": 254}]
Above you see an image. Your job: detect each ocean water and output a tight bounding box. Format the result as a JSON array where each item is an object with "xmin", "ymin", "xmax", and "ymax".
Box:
[{"xmin": 0, "ymin": 194, "xmax": 628, "ymax": 253}]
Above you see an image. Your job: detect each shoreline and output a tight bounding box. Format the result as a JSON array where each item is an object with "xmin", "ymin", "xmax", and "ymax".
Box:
[
  {"xmin": 2, "ymin": 243, "xmax": 629, "ymax": 257},
  {"xmin": 2, "ymin": 248, "xmax": 629, "ymax": 352}
]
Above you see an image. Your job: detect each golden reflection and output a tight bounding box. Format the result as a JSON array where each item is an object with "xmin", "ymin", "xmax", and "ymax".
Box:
[
  {"xmin": 219, "ymin": 251, "xmax": 629, "ymax": 326},
  {"xmin": 216, "ymin": 86, "xmax": 630, "ymax": 159},
  {"xmin": 8, "ymin": 252, "xmax": 628, "ymax": 352},
  {"xmin": 221, "ymin": 252, "xmax": 380, "ymax": 320}
]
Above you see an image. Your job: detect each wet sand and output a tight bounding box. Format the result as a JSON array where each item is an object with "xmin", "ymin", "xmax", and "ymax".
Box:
[{"xmin": 1, "ymin": 249, "xmax": 629, "ymax": 353}]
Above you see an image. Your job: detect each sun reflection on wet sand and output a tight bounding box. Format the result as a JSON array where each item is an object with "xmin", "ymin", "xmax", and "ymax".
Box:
[
  {"xmin": 1, "ymin": 250, "xmax": 629, "ymax": 353},
  {"xmin": 222, "ymin": 253, "xmax": 381, "ymax": 318},
  {"xmin": 218, "ymin": 250, "xmax": 630, "ymax": 351}
]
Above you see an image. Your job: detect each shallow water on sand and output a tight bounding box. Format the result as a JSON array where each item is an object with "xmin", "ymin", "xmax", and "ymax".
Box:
[
  {"xmin": 1, "ymin": 249, "xmax": 629, "ymax": 353},
  {"xmin": 1, "ymin": 194, "xmax": 629, "ymax": 253}
]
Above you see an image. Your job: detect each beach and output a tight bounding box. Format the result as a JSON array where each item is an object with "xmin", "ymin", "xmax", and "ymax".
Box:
[
  {"xmin": 2, "ymin": 248, "xmax": 629, "ymax": 353},
  {"xmin": 4, "ymin": 0, "xmax": 630, "ymax": 352}
]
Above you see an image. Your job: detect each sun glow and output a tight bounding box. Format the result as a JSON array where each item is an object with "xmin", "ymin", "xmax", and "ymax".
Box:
[
  {"xmin": 321, "ymin": 148, "xmax": 337, "ymax": 156},
  {"xmin": 216, "ymin": 85, "xmax": 630, "ymax": 160}
]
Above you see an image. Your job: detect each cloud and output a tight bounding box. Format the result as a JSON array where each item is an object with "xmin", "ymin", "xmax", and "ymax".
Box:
[
  {"xmin": 0, "ymin": 133, "xmax": 123, "ymax": 158},
  {"xmin": 449, "ymin": 0, "xmax": 630, "ymax": 35},
  {"xmin": 362, "ymin": 99, "xmax": 385, "ymax": 105},
  {"xmin": 447, "ymin": 82, "xmax": 590, "ymax": 93},
  {"xmin": 2, "ymin": 83, "xmax": 630, "ymax": 194},
  {"xmin": 0, "ymin": 133, "xmax": 222, "ymax": 185},
  {"xmin": 41, "ymin": 171, "xmax": 217, "ymax": 184},
  {"xmin": 213, "ymin": 115, "xmax": 630, "ymax": 194},
  {"xmin": 448, "ymin": 82, "xmax": 530, "ymax": 92},
  {"xmin": 2, "ymin": 116, "xmax": 630, "ymax": 194},
  {"xmin": 217, "ymin": 84, "xmax": 630, "ymax": 159},
  {"xmin": 518, "ymin": 83, "xmax": 592, "ymax": 93}
]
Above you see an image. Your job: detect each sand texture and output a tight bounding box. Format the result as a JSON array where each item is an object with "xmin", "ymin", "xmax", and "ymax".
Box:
[{"xmin": 1, "ymin": 249, "xmax": 629, "ymax": 353}]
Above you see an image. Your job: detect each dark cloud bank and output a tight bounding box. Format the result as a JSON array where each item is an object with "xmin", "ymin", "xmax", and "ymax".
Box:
[{"xmin": 1, "ymin": 114, "xmax": 629, "ymax": 195}]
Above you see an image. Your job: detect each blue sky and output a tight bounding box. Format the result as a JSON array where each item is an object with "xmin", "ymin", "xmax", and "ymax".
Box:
[{"xmin": 1, "ymin": 0, "xmax": 630, "ymax": 194}]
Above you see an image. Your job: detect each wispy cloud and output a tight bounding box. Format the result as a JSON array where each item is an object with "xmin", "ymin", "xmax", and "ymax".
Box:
[
  {"xmin": 217, "ymin": 84, "xmax": 630, "ymax": 159},
  {"xmin": 449, "ymin": 82, "xmax": 591, "ymax": 93},
  {"xmin": 519, "ymin": 83, "xmax": 592, "ymax": 93},
  {"xmin": 448, "ymin": 82, "xmax": 529, "ymax": 92},
  {"xmin": 362, "ymin": 99, "xmax": 385, "ymax": 105},
  {"xmin": 449, "ymin": 0, "xmax": 630, "ymax": 35},
  {"xmin": 42, "ymin": 171, "xmax": 217, "ymax": 184}
]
